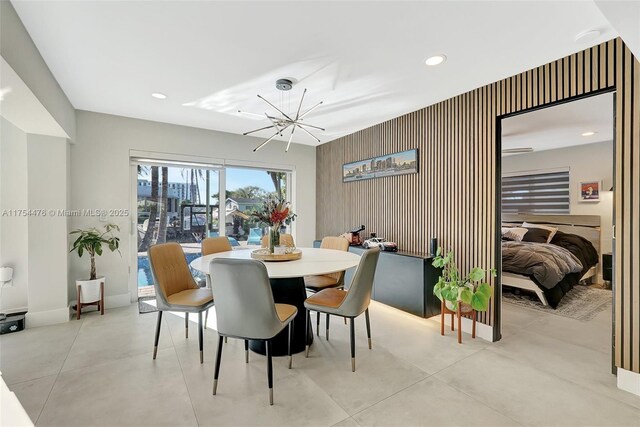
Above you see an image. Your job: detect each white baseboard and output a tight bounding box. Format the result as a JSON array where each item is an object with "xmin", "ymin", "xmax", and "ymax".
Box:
[
  {"xmin": 617, "ymin": 367, "xmax": 640, "ymax": 397},
  {"xmin": 25, "ymin": 307, "xmax": 69, "ymax": 328},
  {"xmin": 434, "ymin": 314, "xmax": 495, "ymax": 343},
  {"xmin": 105, "ymin": 293, "xmax": 132, "ymax": 309},
  {"xmin": 0, "ymin": 306, "xmax": 28, "ymax": 315}
]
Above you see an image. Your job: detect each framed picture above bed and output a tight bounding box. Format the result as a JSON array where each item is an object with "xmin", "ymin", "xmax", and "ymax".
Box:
[{"xmin": 579, "ymin": 180, "xmax": 602, "ymax": 202}]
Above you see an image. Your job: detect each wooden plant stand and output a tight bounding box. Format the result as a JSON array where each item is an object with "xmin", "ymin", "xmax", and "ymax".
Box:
[
  {"xmin": 440, "ymin": 300, "xmax": 476, "ymax": 344},
  {"xmin": 76, "ymin": 281, "xmax": 105, "ymax": 319}
]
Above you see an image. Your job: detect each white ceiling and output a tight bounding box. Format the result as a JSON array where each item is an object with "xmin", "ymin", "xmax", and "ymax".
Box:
[
  {"xmin": 502, "ymin": 92, "xmax": 614, "ymax": 155},
  {"xmin": 12, "ymin": 1, "xmax": 616, "ymax": 147}
]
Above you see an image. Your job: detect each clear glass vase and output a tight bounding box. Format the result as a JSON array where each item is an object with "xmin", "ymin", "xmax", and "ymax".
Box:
[{"xmin": 268, "ymin": 225, "xmax": 281, "ymax": 254}]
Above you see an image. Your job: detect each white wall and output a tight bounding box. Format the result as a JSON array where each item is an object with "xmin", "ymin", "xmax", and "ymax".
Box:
[
  {"xmin": 25, "ymin": 134, "xmax": 69, "ymax": 326},
  {"xmin": 0, "ymin": 117, "xmax": 29, "ymax": 313},
  {"xmin": 0, "ymin": 1, "xmax": 76, "ymax": 140},
  {"xmin": 502, "ymin": 140, "xmax": 614, "ymax": 279},
  {"xmin": 70, "ymin": 110, "xmax": 316, "ymax": 306}
]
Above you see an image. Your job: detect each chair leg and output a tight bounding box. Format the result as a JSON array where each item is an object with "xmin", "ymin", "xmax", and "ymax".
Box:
[
  {"xmin": 198, "ymin": 311, "xmax": 204, "ymax": 364},
  {"xmin": 204, "ymin": 309, "xmax": 209, "ymax": 330},
  {"xmin": 451, "ymin": 311, "xmax": 454, "ymax": 331},
  {"xmin": 288, "ymin": 322, "xmax": 293, "ymax": 369},
  {"xmin": 326, "ymin": 314, "xmax": 330, "ymax": 340},
  {"xmin": 266, "ymin": 340, "xmax": 274, "ymax": 406},
  {"xmin": 316, "ymin": 311, "xmax": 320, "ymax": 337},
  {"xmin": 344, "ymin": 317, "xmax": 347, "ymax": 325},
  {"xmin": 185, "ymin": 313, "xmax": 189, "ymax": 338},
  {"xmin": 225, "ymin": 337, "xmax": 228, "ymax": 343},
  {"xmin": 245, "ymin": 340, "xmax": 249, "ymax": 363},
  {"xmin": 212, "ymin": 334, "xmax": 224, "ymax": 395},
  {"xmin": 349, "ymin": 318, "xmax": 356, "ymax": 372},
  {"xmin": 153, "ymin": 311, "xmax": 163, "ymax": 360},
  {"xmin": 365, "ymin": 308, "xmax": 372, "ymax": 349},
  {"xmin": 440, "ymin": 300, "xmax": 445, "ymax": 336},
  {"xmin": 305, "ymin": 309, "xmax": 310, "ymax": 358},
  {"xmin": 457, "ymin": 305, "xmax": 462, "ymax": 344}
]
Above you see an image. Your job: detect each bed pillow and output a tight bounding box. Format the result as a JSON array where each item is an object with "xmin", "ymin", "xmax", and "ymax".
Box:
[
  {"xmin": 521, "ymin": 227, "xmax": 552, "ymax": 243},
  {"xmin": 522, "ymin": 222, "xmax": 558, "ymax": 243},
  {"xmin": 502, "ymin": 227, "xmax": 528, "ymax": 242}
]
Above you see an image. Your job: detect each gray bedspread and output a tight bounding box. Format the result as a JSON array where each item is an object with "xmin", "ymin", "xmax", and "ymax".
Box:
[{"xmin": 502, "ymin": 241, "xmax": 583, "ymax": 289}]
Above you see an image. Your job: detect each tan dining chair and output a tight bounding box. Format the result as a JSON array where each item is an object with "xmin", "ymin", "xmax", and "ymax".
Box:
[
  {"xmin": 201, "ymin": 236, "xmax": 232, "ymax": 329},
  {"xmin": 261, "ymin": 233, "xmax": 295, "ymax": 248},
  {"xmin": 149, "ymin": 242, "xmax": 214, "ymax": 364},
  {"xmin": 209, "ymin": 258, "xmax": 297, "ymax": 405},
  {"xmin": 304, "ymin": 247, "xmax": 380, "ymax": 372},
  {"xmin": 304, "ymin": 236, "xmax": 350, "ymax": 339}
]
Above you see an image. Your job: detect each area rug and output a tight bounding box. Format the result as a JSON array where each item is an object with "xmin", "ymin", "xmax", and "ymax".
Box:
[
  {"xmin": 138, "ymin": 297, "xmax": 158, "ymax": 314},
  {"xmin": 503, "ymin": 285, "xmax": 612, "ymax": 322}
]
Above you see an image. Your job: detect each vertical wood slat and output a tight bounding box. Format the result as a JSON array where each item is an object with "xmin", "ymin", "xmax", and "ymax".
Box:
[{"xmin": 316, "ymin": 38, "xmax": 640, "ymax": 372}]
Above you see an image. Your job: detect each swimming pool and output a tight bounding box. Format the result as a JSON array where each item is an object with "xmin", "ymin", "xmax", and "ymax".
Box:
[{"xmin": 137, "ymin": 252, "xmax": 204, "ymax": 287}]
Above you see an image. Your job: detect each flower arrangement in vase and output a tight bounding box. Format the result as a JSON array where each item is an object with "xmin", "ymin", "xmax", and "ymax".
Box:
[{"xmin": 252, "ymin": 199, "xmax": 297, "ymax": 253}]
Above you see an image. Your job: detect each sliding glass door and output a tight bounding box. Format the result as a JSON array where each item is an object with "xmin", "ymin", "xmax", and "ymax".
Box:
[{"xmin": 135, "ymin": 163, "xmax": 220, "ymax": 298}]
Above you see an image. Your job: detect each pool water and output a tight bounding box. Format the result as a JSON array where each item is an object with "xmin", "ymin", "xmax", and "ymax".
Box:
[{"xmin": 137, "ymin": 252, "xmax": 205, "ymax": 287}]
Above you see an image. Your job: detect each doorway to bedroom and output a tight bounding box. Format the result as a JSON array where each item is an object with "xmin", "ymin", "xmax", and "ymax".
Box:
[{"xmin": 497, "ymin": 92, "xmax": 616, "ymax": 376}]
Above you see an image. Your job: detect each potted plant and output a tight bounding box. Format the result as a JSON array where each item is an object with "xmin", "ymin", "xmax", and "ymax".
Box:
[
  {"xmin": 432, "ymin": 248, "xmax": 495, "ymax": 313},
  {"xmin": 251, "ymin": 199, "xmax": 296, "ymax": 253},
  {"xmin": 70, "ymin": 224, "xmax": 120, "ymax": 314}
]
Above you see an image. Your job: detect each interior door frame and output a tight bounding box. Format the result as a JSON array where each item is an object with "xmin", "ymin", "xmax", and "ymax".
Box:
[{"xmin": 493, "ymin": 88, "xmax": 617, "ymax": 366}]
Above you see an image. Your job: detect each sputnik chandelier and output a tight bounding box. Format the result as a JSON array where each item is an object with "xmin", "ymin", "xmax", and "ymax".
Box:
[{"xmin": 239, "ymin": 79, "xmax": 325, "ymax": 152}]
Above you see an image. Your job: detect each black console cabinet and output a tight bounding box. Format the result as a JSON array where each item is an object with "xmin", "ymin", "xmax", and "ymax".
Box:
[{"xmin": 314, "ymin": 241, "xmax": 442, "ymax": 318}]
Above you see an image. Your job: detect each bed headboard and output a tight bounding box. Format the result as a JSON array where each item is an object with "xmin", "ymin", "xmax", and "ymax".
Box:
[{"xmin": 502, "ymin": 213, "xmax": 601, "ymax": 256}]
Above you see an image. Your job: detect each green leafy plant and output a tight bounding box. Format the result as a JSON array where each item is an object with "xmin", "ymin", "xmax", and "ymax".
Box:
[
  {"xmin": 432, "ymin": 248, "xmax": 496, "ymax": 311},
  {"xmin": 70, "ymin": 224, "xmax": 121, "ymax": 280}
]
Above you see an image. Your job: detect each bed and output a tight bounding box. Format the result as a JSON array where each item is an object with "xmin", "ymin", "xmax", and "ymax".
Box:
[{"xmin": 501, "ymin": 214, "xmax": 601, "ymax": 308}]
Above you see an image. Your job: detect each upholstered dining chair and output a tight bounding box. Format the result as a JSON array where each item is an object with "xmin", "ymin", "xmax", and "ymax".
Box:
[
  {"xmin": 201, "ymin": 236, "xmax": 232, "ymax": 330},
  {"xmin": 260, "ymin": 233, "xmax": 295, "ymax": 248},
  {"xmin": 304, "ymin": 247, "xmax": 380, "ymax": 372},
  {"xmin": 149, "ymin": 242, "xmax": 214, "ymax": 364},
  {"xmin": 304, "ymin": 236, "xmax": 350, "ymax": 339},
  {"xmin": 209, "ymin": 258, "xmax": 297, "ymax": 405}
]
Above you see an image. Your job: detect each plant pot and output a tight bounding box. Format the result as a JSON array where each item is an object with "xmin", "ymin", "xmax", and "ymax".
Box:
[
  {"xmin": 76, "ymin": 277, "xmax": 105, "ymax": 303},
  {"xmin": 445, "ymin": 300, "xmax": 473, "ymax": 313}
]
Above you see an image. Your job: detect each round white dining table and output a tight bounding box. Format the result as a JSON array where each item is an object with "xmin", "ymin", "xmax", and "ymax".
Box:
[{"xmin": 190, "ymin": 247, "xmax": 361, "ymax": 355}]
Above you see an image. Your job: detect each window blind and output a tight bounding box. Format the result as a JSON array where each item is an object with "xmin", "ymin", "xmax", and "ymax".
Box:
[{"xmin": 502, "ymin": 170, "xmax": 570, "ymax": 214}]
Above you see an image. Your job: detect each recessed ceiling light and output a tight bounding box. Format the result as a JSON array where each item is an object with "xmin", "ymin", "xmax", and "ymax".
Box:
[
  {"xmin": 575, "ymin": 29, "xmax": 601, "ymax": 44},
  {"xmin": 151, "ymin": 92, "xmax": 167, "ymax": 99},
  {"xmin": 425, "ymin": 54, "xmax": 447, "ymax": 66},
  {"xmin": 581, "ymin": 131, "xmax": 597, "ymax": 137}
]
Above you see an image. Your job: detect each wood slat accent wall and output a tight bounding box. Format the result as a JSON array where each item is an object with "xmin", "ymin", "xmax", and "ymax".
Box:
[{"xmin": 316, "ymin": 38, "xmax": 640, "ymax": 373}]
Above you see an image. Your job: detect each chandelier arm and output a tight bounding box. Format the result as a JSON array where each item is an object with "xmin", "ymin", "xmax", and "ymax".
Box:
[
  {"xmin": 295, "ymin": 122, "xmax": 325, "ymax": 132},
  {"xmin": 258, "ymin": 95, "xmax": 294, "ymax": 122},
  {"xmin": 252, "ymin": 132, "xmax": 280, "ymax": 152},
  {"xmin": 242, "ymin": 124, "xmax": 276, "ymax": 136},
  {"xmin": 297, "ymin": 125, "xmax": 321, "ymax": 143},
  {"xmin": 253, "ymin": 124, "xmax": 293, "ymax": 152},
  {"xmin": 285, "ymin": 126, "xmax": 296, "ymax": 152},
  {"xmin": 298, "ymin": 101, "xmax": 323, "ymax": 120},
  {"xmin": 295, "ymin": 88, "xmax": 307, "ymax": 120},
  {"xmin": 237, "ymin": 110, "xmax": 266, "ymax": 119}
]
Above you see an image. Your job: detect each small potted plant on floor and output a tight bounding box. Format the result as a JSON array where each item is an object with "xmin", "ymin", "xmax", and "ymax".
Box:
[
  {"xmin": 433, "ymin": 247, "xmax": 495, "ymax": 313},
  {"xmin": 70, "ymin": 224, "xmax": 120, "ymax": 317}
]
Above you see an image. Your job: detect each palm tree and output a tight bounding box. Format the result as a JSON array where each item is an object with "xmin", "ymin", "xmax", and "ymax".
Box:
[
  {"xmin": 156, "ymin": 166, "xmax": 169, "ymax": 244},
  {"xmin": 138, "ymin": 166, "xmax": 159, "ymax": 252},
  {"xmin": 267, "ymin": 171, "xmax": 286, "ymax": 199}
]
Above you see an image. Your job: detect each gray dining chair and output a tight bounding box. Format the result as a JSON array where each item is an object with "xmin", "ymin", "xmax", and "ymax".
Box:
[
  {"xmin": 209, "ymin": 258, "xmax": 297, "ymax": 405},
  {"xmin": 304, "ymin": 236, "xmax": 350, "ymax": 340},
  {"xmin": 304, "ymin": 247, "xmax": 380, "ymax": 372}
]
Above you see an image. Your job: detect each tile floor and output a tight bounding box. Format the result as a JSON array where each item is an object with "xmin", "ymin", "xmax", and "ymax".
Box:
[{"xmin": 2, "ymin": 296, "xmax": 639, "ymax": 426}]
